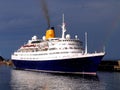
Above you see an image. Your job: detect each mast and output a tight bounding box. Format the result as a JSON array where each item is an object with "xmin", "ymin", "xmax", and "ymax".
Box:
[
  {"xmin": 61, "ymin": 14, "xmax": 66, "ymax": 39},
  {"xmin": 85, "ymin": 32, "xmax": 88, "ymax": 54}
]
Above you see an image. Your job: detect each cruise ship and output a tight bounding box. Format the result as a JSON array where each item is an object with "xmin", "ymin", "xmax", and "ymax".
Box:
[{"xmin": 11, "ymin": 15, "xmax": 105, "ymax": 75}]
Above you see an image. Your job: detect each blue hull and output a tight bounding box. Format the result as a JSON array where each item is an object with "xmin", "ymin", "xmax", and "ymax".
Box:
[{"xmin": 12, "ymin": 55, "xmax": 104, "ymax": 75}]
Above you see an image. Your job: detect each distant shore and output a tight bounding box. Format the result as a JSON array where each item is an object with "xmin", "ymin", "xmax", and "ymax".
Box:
[
  {"xmin": 0, "ymin": 56, "xmax": 14, "ymax": 66},
  {"xmin": 0, "ymin": 60, "xmax": 13, "ymax": 66},
  {"xmin": 98, "ymin": 60, "xmax": 120, "ymax": 71}
]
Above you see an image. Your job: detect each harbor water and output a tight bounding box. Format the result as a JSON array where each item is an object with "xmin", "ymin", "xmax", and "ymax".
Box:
[{"xmin": 0, "ymin": 65, "xmax": 120, "ymax": 90}]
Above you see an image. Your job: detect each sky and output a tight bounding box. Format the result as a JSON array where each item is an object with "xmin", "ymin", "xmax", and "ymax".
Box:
[{"xmin": 0, "ymin": 0, "xmax": 120, "ymax": 60}]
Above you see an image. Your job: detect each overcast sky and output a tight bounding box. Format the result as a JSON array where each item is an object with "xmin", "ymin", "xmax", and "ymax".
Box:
[{"xmin": 0, "ymin": 0, "xmax": 120, "ymax": 59}]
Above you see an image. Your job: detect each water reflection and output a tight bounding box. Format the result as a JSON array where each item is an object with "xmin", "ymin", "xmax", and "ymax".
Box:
[
  {"xmin": 0, "ymin": 66, "xmax": 11, "ymax": 90},
  {"xmin": 10, "ymin": 70, "xmax": 104, "ymax": 90}
]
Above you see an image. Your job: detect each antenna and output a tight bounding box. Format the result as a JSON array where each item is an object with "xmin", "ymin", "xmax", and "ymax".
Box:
[
  {"xmin": 103, "ymin": 46, "xmax": 105, "ymax": 53},
  {"xmin": 61, "ymin": 14, "xmax": 66, "ymax": 39},
  {"xmin": 85, "ymin": 32, "xmax": 88, "ymax": 54},
  {"xmin": 63, "ymin": 14, "xmax": 64, "ymax": 24}
]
